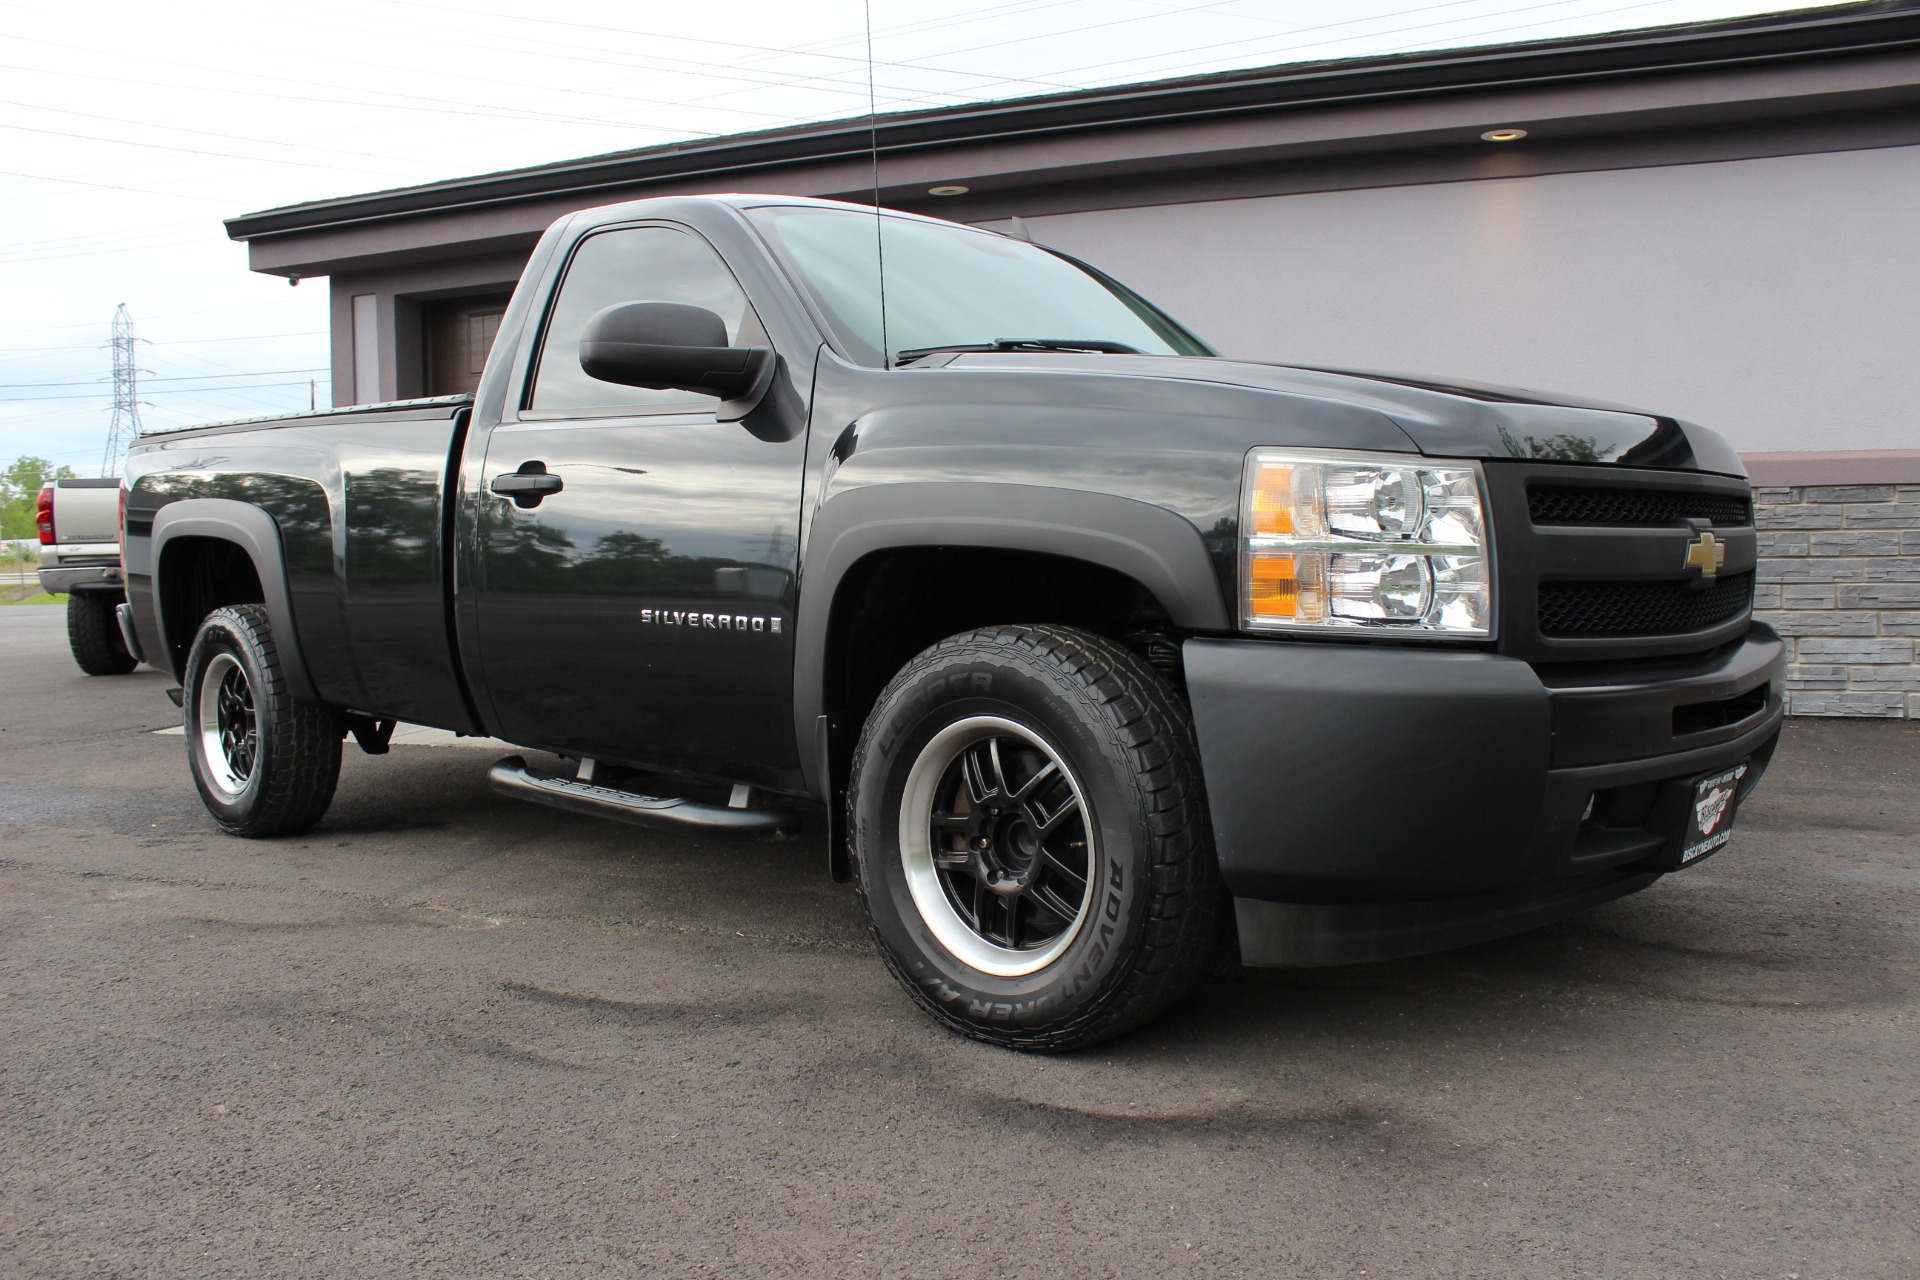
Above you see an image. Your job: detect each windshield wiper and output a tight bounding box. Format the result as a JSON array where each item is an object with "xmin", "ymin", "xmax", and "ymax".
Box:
[{"xmin": 893, "ymin": 338, "xmax": 1144, "ymax": 365}]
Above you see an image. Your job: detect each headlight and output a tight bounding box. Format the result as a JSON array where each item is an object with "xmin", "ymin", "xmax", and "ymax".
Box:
[{"xmin": 1239, "ymin": 448, "xmax": 1493, "ymax": 637}]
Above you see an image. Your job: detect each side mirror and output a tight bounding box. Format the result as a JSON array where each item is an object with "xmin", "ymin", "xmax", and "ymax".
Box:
[{"xmin": 578, "ymin": 302, "xmax": 773, "ymax": 407}]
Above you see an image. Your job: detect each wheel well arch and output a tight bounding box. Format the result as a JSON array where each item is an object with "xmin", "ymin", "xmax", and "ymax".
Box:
[
  {"xmin": 156, "ymin": 536, "xmax": 264, "ymax": 673},
  {"xmin": 149, "ymin": 499, "xmax": 318, "ymax": 702},
  {"xmin": 794, "ymin": 482, "xmax": 1229, "ymax": 803},
  {"xmin": 822, "ymin": 545, "xmax": 1175, "ymax": 737}
]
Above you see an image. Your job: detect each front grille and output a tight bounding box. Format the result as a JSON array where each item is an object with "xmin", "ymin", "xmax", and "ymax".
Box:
[
  {"xmin": 1528, "ymin": 485, "xmax": 1751, "ymax": 528},
  {"xmin": 1539, "ymin": 573, "xmax": 1754, "ymax": 637}
]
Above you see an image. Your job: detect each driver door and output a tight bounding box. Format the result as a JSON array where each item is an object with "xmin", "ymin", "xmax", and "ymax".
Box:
[{"xmin": 471, "ymin": 223, "xmax": 807, "ymax": 786}]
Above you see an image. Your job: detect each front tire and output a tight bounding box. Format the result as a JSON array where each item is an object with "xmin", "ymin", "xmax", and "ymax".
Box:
[
  {"xmin": 182, "ymin": 604, "xmax": 342, "ymax": 837},
  {"xmin": 849, "ymin": 624, "xmax": 1220, "ymax": 1052},
  {"xmin": 67, "ymin": 593, "xmax": 137, "ymax": 675}
]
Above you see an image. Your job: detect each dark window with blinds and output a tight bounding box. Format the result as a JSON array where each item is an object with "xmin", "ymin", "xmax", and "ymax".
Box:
[{"xmin": 423, "ymin": 294, "xmax": 512, "ymax": 397}]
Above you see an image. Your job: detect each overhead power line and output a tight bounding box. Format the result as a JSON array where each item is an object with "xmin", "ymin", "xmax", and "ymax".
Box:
[
  {"xmin": 0, "ymin": 301, "xmax": 317, "ymax": 341},
  {"xmin": 0, "ymin": 166, "xmax": 240, "ymax": 204},
  {"xmin": 3, "ymin": 380, "xmax": 318, "ymax": 403},
  {"xmin": 0, "ymin": 367, "xmax": 328, "ymax": 389},
  {"xmin": 0, "ymin": 95, "xmax": 425, "ymax": 165},
  {"xmin": 357, "ymin": 0, "xmax": 1086, "ymax": 96},
  {"xmin": 950, "ymin": 0, "xmax": 1684, "ymax": 99},
  {"xmin": 0, "ymin": 121, "xmax": 416, "ymax": 178},
  {"xmin": 0, "ymin": 330, "xmax": 327, "ymax": 354},
  {"xmin": 0, "ymin": 34, "xmax": 739, "ymax": 133}
]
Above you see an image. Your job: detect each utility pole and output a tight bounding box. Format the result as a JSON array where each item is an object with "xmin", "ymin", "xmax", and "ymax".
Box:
[{"xmin": 101, "ymin": 303, "xmax": 144, "ymax": 477}]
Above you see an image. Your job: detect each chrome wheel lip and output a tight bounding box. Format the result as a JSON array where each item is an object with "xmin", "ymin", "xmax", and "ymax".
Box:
[
  {"xmin": 898, "ymin": 714, "xmax": 1095, "ymax": 979},
  {"xmin": 196, "ymin": 651, "xmax": 256, "ymax": 800}
]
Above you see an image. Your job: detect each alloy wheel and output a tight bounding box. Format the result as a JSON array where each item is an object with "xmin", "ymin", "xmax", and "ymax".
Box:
[{"xmin": 897, "ymin": 715, "xmax": 1096, "ymax": 977}]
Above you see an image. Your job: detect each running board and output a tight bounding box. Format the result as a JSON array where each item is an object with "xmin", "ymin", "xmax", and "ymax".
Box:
[{"xmin": 488, "ymin": 756, "xmax": 798, "ymax": 836}]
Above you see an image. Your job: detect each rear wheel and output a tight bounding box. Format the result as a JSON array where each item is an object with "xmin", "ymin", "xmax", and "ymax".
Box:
[
  {"xmin": 849, "ymin": 624, "xmax": 1220, "ymax": 1052},
  {"xmin": 67, "ymin": 593, "xmax": 136, "ymax": 676},
  {"xmin": 182, "ymin": 604, "xmax": 342, "ymax": 837}
]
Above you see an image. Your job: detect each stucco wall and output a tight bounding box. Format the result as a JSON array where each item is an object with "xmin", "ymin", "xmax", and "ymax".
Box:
[{"xmin": 1000, "ymin": 143, "xmax": 1920, "ymax": 455}]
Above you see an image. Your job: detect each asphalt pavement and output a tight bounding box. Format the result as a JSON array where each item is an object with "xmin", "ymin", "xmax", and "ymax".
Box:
[{"xmin": 3, "ymin": 604, "xmax": 1916, "ymax": 1279}]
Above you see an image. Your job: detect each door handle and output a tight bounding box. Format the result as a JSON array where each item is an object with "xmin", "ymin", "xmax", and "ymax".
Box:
[{"xmin": 491, "ymin": 462, "xmax": 563, "ymax": 508}]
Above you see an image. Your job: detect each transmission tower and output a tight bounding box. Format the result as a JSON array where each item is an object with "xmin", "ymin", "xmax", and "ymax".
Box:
[{"xmin": 101, "ymin": 303, "xmax": 144, "ymax": 476}]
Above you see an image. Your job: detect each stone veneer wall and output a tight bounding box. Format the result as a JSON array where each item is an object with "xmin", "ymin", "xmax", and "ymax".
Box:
[{"xmin": 1753, "ymin": 483, "xmax": 1920, "ymax": 718}]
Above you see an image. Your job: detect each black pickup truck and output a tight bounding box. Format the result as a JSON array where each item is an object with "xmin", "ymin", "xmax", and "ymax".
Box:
[{"xmin": 121, "ymin": 194, "xmax": 1782, "ymax": 1051}]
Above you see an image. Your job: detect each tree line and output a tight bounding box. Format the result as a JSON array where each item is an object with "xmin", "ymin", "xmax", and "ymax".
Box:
[{"xmin": 1, "ymin": 456, "xmax": 77, "ymax": 541}]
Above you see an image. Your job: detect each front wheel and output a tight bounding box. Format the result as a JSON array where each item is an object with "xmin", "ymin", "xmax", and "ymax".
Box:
[
  {"xmin": 849, "ymin": 624, "xmax": 1221, "ymax": 1052},
  {"xmin": 182, "ymin": 604, "xmax": 342, "ymax": 837}
]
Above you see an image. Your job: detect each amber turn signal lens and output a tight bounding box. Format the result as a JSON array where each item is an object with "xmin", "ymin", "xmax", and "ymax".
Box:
[
  {"xmin": 1246, "ymin": 551, "xmax": 1325, "ymax": 622},
  {"xmin": 1249, "ymin": 460, "xmax": 1297, "ymax": 536}
]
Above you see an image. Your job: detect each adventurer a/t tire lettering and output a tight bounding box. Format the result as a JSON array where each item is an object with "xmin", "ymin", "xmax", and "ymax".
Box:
[{"xmin": 848, "ymin": 623, "xmax": 1221, "ymax": 1052}]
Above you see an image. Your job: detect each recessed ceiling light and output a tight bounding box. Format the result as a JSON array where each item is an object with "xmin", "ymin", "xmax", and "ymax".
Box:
[
  {"xmin": 1480, "ymin": 128, "xmax": 1528, "ymax": 143},
  {"xmin": 928, "ymin": 184, "xmax": 970, "ymax": 196}
]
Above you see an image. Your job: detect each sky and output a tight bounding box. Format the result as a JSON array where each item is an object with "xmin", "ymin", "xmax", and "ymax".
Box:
[{"xmin": 0, "ymin": 0, "xmax": 1856, "ymax": 475}]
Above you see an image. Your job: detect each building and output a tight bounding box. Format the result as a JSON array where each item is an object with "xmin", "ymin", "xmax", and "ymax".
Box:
[{"xmin": 226, "ymin": 1, "xmax": 1920, "ymax": 716}]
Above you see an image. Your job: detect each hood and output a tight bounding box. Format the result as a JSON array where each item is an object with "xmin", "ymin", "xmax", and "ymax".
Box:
[{"xmin": 935, "ymin": 352, "xmax": 1746, "ymax": 477}]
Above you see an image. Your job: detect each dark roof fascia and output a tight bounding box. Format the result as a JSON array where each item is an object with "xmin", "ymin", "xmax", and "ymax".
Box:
[{"xmin": 226, "ymin": 2, "xmax": 1920, "ymax": 243}]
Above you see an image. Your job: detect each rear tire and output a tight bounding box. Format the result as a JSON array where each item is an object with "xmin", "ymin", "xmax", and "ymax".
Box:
[
  {"xmin": 67, "ymin": 593, "xmax": 137, "ymax": 676},
  {"xmin": 849, "ymin": 624, "xmax": 1221, "ymax": 1052},
  {"xmin": 182, "ymin": 604, "xmax": 342, "ymax": 837}
]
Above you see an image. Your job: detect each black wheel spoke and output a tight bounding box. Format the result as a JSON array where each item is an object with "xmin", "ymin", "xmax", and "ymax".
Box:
[
  {"xmin": 962, "ymin": 745, "xmax": 995, "ymax": 804},
  {"xmin": 1038, "ymin": 843, "xmax": 1087, "ymax": 887},
  {"xmin": 1034, "ymin": 793, "xmax": 1082, "ymax": 835},
  {"xmin": 986, "ymin": 739, "xmax": 1011, "ymax": 798},
  {"xmin": 1030, "ymin": 881, "xmax": 1080, "ymax": 923},
  {"xmin": 1011, "ymin": 759, "xmax": 1059, "ymax": 804},
  {"xmin": 933, "ymin": 851, "xmax": 972, "ymax": 871},
  {"xmin": 1000, "ymin": 894, "xmax": 1021, "ymax": 948}
]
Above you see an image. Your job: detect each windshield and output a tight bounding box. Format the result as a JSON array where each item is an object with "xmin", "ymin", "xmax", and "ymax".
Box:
[{"xmin": 745, "ymin": 205, "xmax": 1212, "ymax": 367}]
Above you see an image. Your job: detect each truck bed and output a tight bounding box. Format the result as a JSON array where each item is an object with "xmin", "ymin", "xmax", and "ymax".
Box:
[{"xmin": 124, "ymin": 395, "xmax": 479, "ymax": 733}]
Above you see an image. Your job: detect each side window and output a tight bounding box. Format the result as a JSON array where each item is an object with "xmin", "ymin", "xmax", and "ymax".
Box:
[{"xmin": 527, "ymin": 226, "xmax": 762, "ymax": 417}]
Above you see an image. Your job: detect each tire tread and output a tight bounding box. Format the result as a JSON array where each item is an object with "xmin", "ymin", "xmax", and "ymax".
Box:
[{"xmin": 67, "ymin": 593, "xmax": 137, "ymax": 676}]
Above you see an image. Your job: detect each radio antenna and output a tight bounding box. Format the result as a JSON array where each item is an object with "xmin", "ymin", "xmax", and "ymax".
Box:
[{"xmin": 864, "ymin": 0, "xmax": 891, "ymax": 369}]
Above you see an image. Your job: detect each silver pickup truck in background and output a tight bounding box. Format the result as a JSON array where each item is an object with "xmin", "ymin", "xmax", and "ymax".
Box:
[{"xmin": 37, "ymin": 477, "xmax": 138, "ymax": 675}]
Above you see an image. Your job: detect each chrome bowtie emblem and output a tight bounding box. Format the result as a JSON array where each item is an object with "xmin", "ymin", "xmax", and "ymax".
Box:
[{"xmin": 1684, "ymin": 530, "xmax": 1726, "ymax": 579}]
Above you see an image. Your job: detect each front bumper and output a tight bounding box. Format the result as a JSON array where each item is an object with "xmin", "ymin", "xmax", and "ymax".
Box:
[{"xmin": 1184, "ymin": 627, "xmax": 1784, "ymax": 966}]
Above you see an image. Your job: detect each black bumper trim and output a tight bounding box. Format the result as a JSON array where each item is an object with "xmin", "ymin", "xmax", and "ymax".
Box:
[
  {"xmin": 1235, "ymin": 871, "xmax": 1662, "ymax": 967},
  {"xmin": 1537, "ymin": 623, "xmax": 1784, "ymax": 767}
]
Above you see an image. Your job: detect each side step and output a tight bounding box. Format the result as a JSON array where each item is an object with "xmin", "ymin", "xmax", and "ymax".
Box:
[{"xmin": 488, "ymin": 756, "xmax": 798, "ymax": 836}]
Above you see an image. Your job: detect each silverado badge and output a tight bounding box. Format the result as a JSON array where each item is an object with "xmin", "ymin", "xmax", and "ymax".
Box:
[{"xmin": 1684, "ymin": 530, "xmax": 1726, "ymax": 579}]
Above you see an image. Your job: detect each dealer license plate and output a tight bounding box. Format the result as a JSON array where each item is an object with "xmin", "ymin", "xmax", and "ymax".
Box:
[{"xmin": 1680, "ymin": 762, "xmax": 1750, "ymax": 866}]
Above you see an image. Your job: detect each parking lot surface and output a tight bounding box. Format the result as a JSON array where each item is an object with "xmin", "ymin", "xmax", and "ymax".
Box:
[{"xmin": 3, "ymin": 605, "xmax": 1916, "ymax": 1279}]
